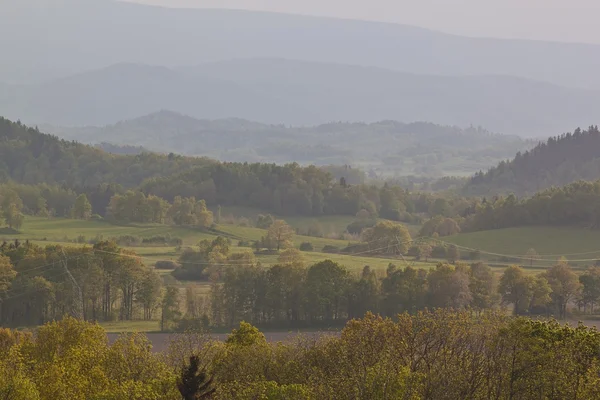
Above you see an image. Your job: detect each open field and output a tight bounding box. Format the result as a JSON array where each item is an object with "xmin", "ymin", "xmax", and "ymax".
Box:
[
  {"xmin": 445, "ymin": 226, "xmax": 600, "ymax": 268},
  {"xmin": 216, "ymin": 205, "xmax": 423, "ymax": 237},
  {"xmin": 3, "ymin": 216, "xmax": 430, "ymax": 275}
]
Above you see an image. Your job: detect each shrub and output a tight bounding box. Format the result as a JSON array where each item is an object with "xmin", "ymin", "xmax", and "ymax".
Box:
[
  {"xmin": 346, "ymin": 219, "xmax": 377, "ymax": 235},
  {"xmin": 431, "ymin": 245, "xmax": 447, "ymax": 259},
  {"xmin": 112, "ymin": 235, "xmax": 141, "ymax": 246},
  {"xmin": 155, "ymin": 260, "xmax": 179, "ymax": 270},
  {"xmin": 237, "ymin": 217, "xmax": 251, "ymax": 227},
  {"xmin": 322, "ymin": 245, "xmax": 340, "ymax": 254},
  {"xmin": 299, "ymin": 242, "xmax": 314, "ymax": 251}
]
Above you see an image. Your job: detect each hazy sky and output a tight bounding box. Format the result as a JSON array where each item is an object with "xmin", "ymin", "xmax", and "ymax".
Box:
[{"xmin": 126, "ymin": 0, "xmax": 600, "ymax": 44}]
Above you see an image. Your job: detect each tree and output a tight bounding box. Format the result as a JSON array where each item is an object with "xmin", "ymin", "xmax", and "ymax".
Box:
[
  {"xmin": 579, "ymin": 267, "xmax": 600, "ymax": 313},
  {"xmin": 447, "ymin": 245, "xmax": 460, "ymax": 264},
  {"xmin": 177, "ymin": 355, "xmax": 215, "ymax": 400},
  {"xmin": 266, "ymin": 220, "xmax": 295, "ymax": 251},
  {"xmin": 136, "ymin": 269, "xmax": 163, "ymax": 320},
  {"xmin": 4, "ymin": 204, "xmax": 24, "ymax": 230},
  {"xmin": 305, "ymin": 260, "xmax": 351, "ymax": 321},
  {"xmin": 278, "ymin": 248, "xmax": 305, "ymax": 267},
  {"xmin": 161, "ymin": 286, "xmax": 181, "ymax": 331},
  {"xmin": 256, "ymin": 214, "xmax": 275, "ymax": 229},
  {"xmin": 0, "ymin": 255, "xmax": 16, "ymax": 293},
  {"xmin": 416, "ymin": 243, "xmax": 433, "ymax": 261},
  {"xmin": 544, "ymin": 263, "xmax": 581, "ymax": 319},
  {"xmin": 469, "ymin": 262, "xmax": 498, "ymax": 311},
  {"xmin": 436, "ymin": 218, "xmax": 461, "ymax": 236},
  {"xmin": 361, "ymin": 221, "xmax": 412, "ymax": 255},
  {"xmin": 72, "ymin": 194, "xmax": 92, "ymax": 220},
  {"xmin": 427, "ymin": 263, "xmax": 472, "ymax": 309},
  {"xmin": 499, "ymin": 265, "xmax": 533, "ymax": 315},
  {"xmin": 226, "ymin": 321, "xmax": 267, "ymax": 347}
]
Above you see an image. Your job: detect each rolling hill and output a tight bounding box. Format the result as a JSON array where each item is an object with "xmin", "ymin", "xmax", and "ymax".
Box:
[
  {"xmin": 4, "ymin": 60, "xmax": 599, "ymax": 137},
  {"xmin": 45, "ymin": 110, "xmax": 532, "ymax": 177},
  {"xmin": 3, "ymin": 0, "xmax": 600, "ymax": 90},
  {"xmin": 465, "ymin": 126, "xmax": 600, "ymax": 195}
]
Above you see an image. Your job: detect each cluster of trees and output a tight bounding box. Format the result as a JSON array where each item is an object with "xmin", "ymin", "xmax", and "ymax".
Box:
[
  {"xmin": 461, "ymin": 179, "xmax": 600, "ymax": 232},
  {"xmin": 4, "ymin": 311, "xmax": 600, "ymax": 399},
  {"xmin": 201, "ymin": 254, "xmax": 592, "ymax": 329},
  {"xmin": 107, "ymin": 192, "xmax": 213, "ymax": 227},
  {"xmin": 0, "ymin": 188, "xmax": 25, "ymax": 229},
  {"xmin": 172, "ymin": 237, "xmax": 257, "ymax": 282},
  {"xmin": 0, "ymin": 241, "xmax": 163, "ymax": 327},
  {"xmin": 466, "ymin": 125, "xmax": 600, "ymax": 196}
]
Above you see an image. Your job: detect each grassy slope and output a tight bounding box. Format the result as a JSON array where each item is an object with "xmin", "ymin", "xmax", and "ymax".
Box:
[
  {"xmin": 6, "ymin": 216, "xmax": 420, "ymax": 274},
  {"xmin": 445, "ymin": 227, "xmax": 600, "ymax": 267}
]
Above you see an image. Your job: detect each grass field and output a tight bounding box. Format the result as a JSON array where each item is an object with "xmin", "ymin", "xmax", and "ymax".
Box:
[
  {"xmin": 4, "ymin": 216, "xmax": 426, "ymax": 275},
  {"xmin": 445, "ymin": 226, "xmax": 600, "ymax": 268}
]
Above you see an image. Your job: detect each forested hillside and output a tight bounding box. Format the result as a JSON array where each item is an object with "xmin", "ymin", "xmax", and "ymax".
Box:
[
  {"xmin": 0, "ymin": 117, "xmax": 210, "ymax": 188},
  {"xmin": 0, "ymin": 116, "xmax": 469, "ymax": 221},
  {"xmin": 465, "ymin": 126, "xmax": 600, "ymax": 196},
  {"xmin": 46, "ymin": 110, "xmax": 531, "ymax": 177}
]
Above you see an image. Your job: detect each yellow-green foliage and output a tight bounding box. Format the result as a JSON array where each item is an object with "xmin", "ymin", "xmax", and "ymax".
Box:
[
  {"xmin": 3, "ymin": 313, "xmax": 600, "ymax": 399},
  {"xmin": 2, "ymin": 318, "xmax": 178, "ymax": 400}
]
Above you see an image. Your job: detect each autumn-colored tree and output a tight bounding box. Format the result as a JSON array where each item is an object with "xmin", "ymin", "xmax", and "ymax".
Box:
[
  {"xmin": 266, "ymin": 220, "xmax": 295, "ymax": 251},
  {"xmin": 361, "ymin": 220, "xmax": 412, "ymax": 255},
  {"xmin": 72, "ymin": 194, "xmax": 92, "ymax": 220}
]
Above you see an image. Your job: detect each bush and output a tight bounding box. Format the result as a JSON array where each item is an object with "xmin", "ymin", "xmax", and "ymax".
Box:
[
  {"xmin": 112, "ymin": 235, "xmax": 141, "ymax": 246},
  {"xmin": 155, "ymin": 260, "xmax": 179, "ymax": 270},
  {"xmin": 175, "ymin": 315, "xmax": 210, "ymax": 332},
  {"xmin": 90, "ymin": 214, "xmax": 103, "ymax": 221},
  {"xmin": 238, "ymin": 240, "xmax": 251, "ymax": 247},
  {"xmin": 322, "ymin": 245, "xmax": 340, "ymax": 254},
  {"xmin": 407, "ymin": 246, "xmax": 419, "ymax": 257},
  {"xmin": 299, "ymin": 242, "xmax": 314, "ymax": 251},
  {"xmin": 142, "ymin": 235, "xmax": 183, "ymax": 246},
  {"xmin": 237, "ymin": 217, "xmax": 251, "ymax": 227},
  {"xmin": 431, "ymin": 245, "xmax": 447, "ymax": 259},
  {"xmin": 346, "ymin": 219, "xmax": 377, "ymax": 235}
]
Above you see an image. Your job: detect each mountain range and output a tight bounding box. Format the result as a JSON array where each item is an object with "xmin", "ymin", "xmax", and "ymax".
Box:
[
  {"xmin": 4, "ymin": 60, "xmax": 599, "ymax": 137},
  {"xmin": 3, "ymin": 0, "xmax": 600, "ymax": 90},
  {"xmin": 43, "ymin": 110, "xmax": 533, "ymax": 178}
]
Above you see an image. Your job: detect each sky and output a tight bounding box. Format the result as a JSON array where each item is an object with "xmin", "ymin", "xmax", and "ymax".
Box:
[{"xmin": 126, "ymin": 0, "xmax": 600, "ymax": 44}]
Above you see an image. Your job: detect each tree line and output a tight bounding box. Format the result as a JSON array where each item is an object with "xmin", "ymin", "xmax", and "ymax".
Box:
[
  {"xmin": 0, "ymin": 116, "xmax": 476, "ymax": 223},
  {"xmin": 0, "ymin": 241, "xmax": 163, "ymax": 327},
  {"xmin": 3, "ymin": 311, "xmax": 600, "ymax": 399},
  {"xmin": 417, "ymin": 179, "xmax": 600, "ymax": 235},
  {"xmin": 197, "ymin": 255, "xmax": 592, "ymax": 329}
]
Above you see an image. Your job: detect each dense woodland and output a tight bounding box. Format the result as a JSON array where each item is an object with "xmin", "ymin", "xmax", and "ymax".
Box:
[
  {"xmin": 3, "ymin": 313, "xmax": 600, "ymax": 399},
  {"xmin": 1, "ymin": 116, "xmax": 474, "ymax": 223},
  {"xmin": 466, "ymin": 125, "xmax": 600, "ymax": 196}
]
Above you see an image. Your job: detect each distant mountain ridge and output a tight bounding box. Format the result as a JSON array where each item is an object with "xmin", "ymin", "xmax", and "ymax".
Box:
[
  {"xmin": 45, "ymin": 110, "xmax": 533, "ymax": 177},
  {"xmin": 4, "ymin": 60, "xmax": 599, "ymax": 137},
  {"xmin": 2, "ymin": 0, "xmax": 600, "ymax": 89}
]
